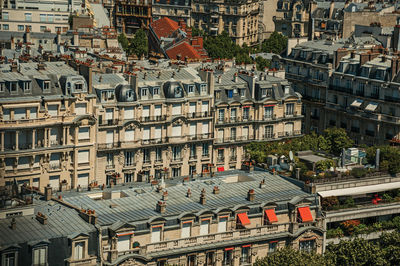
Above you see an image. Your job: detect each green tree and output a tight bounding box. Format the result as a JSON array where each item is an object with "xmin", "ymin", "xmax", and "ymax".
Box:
[
  {"xmin": 261, "ymin": 31, "xmax": 288, "ymax": 54},
  {"xmin": 118, "ymin": 33, "xmax": 130, "ymax": 52},
  {"xmin": 254, "ymin": 247, "xmax": 327, "ymax": 266},
  {"xmin": 325, "ymin": 238, "xmax": 386, "ymax": 266},
  {"xmin": 380, "ymin": 231, "xmax": 400, "ymax": 265},
  {"xmin": 323, "ymin": 128, "xmax": 353, "ymax": 156},
  {"xmin": 255, "ymin": 56, "xmax": 271, "ymax": 71},
  {"xmin": 130, "ymin": 29, "xmax": 148, "ymax": 59}
]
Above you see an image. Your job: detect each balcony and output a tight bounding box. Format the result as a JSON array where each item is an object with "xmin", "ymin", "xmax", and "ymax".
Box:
[
  {"xmin": 139, "ymin": 115, "xmax": 167, "ymax": 123},
  {"xmin": 262, "ymin": 134, "xmax": 275, "ymax": 140},
  {"xmin": 329, "ymin": 85, "xmax": 353, "ymax": 94},
  {"xmin": 384, "ymin": 95, "xmax": 400, "ymax": 103},
  {"xmin": 141, "ymin": 138, "xmax": 164, "ymax": 145},
  {"xmin": 98, "ymin": 142, "xmax": 121, "ymax": 150},
  {"xmin": 143, "ymin": 159, "xmax": 151, "ymax": 165},
  {"xmin": 216, "ymin": 116, "xmax": 253, "ymax": 125},
  {"xmin": 100, "ymin": 119, "xmax": 119, "ymax": 126},
  {"xmin": 123, "ymin": 162, "xmax": 136, "ymax": 169},
  {"xmin": 187, "ymin": 112, "xmax": 212, "ymax": 119},
  {"xmin": 189, "ymin": 155, "xmax": 197, "ymax": 161},
  {"xmin": 188, "ymin": 133, "xmax": 214, "ymax": 141},
  {"xmin": 277, "ymin": 130, "xmax": 302, "ymax": 138},
  {"xmin": 2, "ymin": 117, "xmax": 46, "ymax": 125},
  {"xmin": 49, "ymin": 162, "xmax": 61, "ymax": 171},
  {"xmin": 144, "ymin": 224, "xmax": 291, "ymax": 254}
]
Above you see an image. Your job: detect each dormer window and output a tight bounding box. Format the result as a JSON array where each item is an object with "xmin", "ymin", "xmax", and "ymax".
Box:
[
  {"xmin": 21, "ymin": 81, "xmax": 31, "ymax": 94},
  {"xmin": 102, "ymin": 91, "xmax": 114, "ymax": 102},
  {"xmin": 0, "ymin": 82, "xmax": 4, "ymax": 92},
  {"xmin": 43, "ymin": 81, "xmax": 50, "ymax": 92},
  {"xmin": 188, "ymin": 85, "xmax": 194, "ymax": 93},
  {"xmin": 227, "ymin": 90, "xmax": 233, "ymax": 98},
  {"xmin": 153, "ymin": 87, "xmax": 160, "ymax": 95},
  {"xmin": 75, "ymin": 83, "xmax": 83, "ymax": 92},
  {"xmin": 9, "ymin": 82, "xmax": 17, "ymax": 94},
  {"xmin": 33, "ymin": 246, "xmax": 47, "ymax": 265},
  {"xmin": 240, "ymin": 89, "xmax": 245, "ymax": 97},
  {"xmin": 141, "ymin": 88, "xmax": 148, "ymax": 96},
  {"xmin": 200, "ymin": 84, "xmax": 207, "ymax": 93}
]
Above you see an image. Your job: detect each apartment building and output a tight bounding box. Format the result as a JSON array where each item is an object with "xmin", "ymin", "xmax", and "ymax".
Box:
[
  {"xmin": 281, "ymin": 37, "xmax": 380, "ymax": 134},
  {"xmin": 273, "ymin": 0, "xmax": 311, "ymax": 38},
  {"xmin": 191, "ymin": 0, "xmax": 260, "ymax": 46},
  {"xmin": 0, "ymin": 0, "xmax": 83, "ymax": 33},
  {"xmin": 94, "ymin": 68, "xmax": 214, "ymax": 184},
  {"xmin": 115, "ymin": 0, "xmax": 152, "ymax": 36},
  {"xmin": 62, "ymin": 170, "xmax": 324, "ymax": 265},
  {"xmin": 152, "ymin": 0, "xmax": 191, "ymax": 25},
  {"xmin": 213, "ymin": 68, "xmax": 302, "ymax": 172},
  {"xmin": 0, "ymin": 61, "xmax": 97, "ymax": 192},
  {"xmin": 327, "ymin": 51, "xmax": 400, "ymax": 145},
  {"xmin": 0, "ymin": 190, "xmax": 98, "ymax": 266}
]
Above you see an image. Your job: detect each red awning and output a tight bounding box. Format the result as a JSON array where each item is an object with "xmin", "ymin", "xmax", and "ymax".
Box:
[
  {"xmin": 217, "ymin": 167, "xmax": 224, "ymax": 172},
  {"xmin": 116, "ymin": 231, "xmax": 134, "ymax": 237},
  {"xmin": 243, "ymin": 105, "xmax": 251, "ymax": 108},
  {"xmin": 237, "ymin": 212, "xmax": 251, "ymax": 226},
  {"xmin": 264, "ymin": 104, "xmax": 275, "ymax": 107},
  {"xmin": 264, "ymin": 209, "xmax": 278, "ymax": 223},
  {"xmin": 298, "ymin": 207, "xmax": 313, "ymax": 222},
  {"xmin": 242, "ymin": 244, "xmax": 251, "ymax": 248},
  {"xmin": 225, "ymin": 247, "xmax": 234, "ymax": 251}
]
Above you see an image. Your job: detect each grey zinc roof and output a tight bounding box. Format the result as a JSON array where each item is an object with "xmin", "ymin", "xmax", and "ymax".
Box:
[
  {"xmin": 92, "ymin": 73, "xmax": 126, "ymax": 87},
  {"xmin": 0, "ymin": 200, "xmax": 95, "ymax": 247},
  {"xmin": 61, "ymin": 170, "xmax": 311, "ymax": 226},
  {"xmin": 136, "ymin": 68, "xmax": 200, "ymax": 84},
  {"xmin": 91, "ymin": 3, "xmax": 111, "ymax": 28}
]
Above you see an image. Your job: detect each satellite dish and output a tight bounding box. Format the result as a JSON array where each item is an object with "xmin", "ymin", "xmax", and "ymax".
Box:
[{"xmin": 289, "ymin": 151, "xmax": 294, "ymax": 162}]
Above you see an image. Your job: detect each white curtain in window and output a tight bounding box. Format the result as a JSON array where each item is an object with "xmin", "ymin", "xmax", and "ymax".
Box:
[
  {"xmin": 190, "ymin": 123, "xmax": 196, "ymax": 136},
  {"xmin": 77, "ymin": 173, "xmax": 89, "ymax": 188},
  {"xmin": 125, "ymin": 129, "xmax": 135, "ymax": 142},
  {"xmin": 172, "ymin": 104, "xmax": 181, "ymax": 115},
  {"xmin": 200, "ymin": 220, "xmax": 209, "ymax": 235},
  {"xmin": 78, "ymin": 127, "xmax": 89, "ymax": 140},
  {"xmin": 189, "ymin": 102, "xmax": 196, "ymax": 113},
  {"xmin": 78, "ymin": 150, "xmax": 89, "ymax": 162},
  {"xmin": 14, "ymin": 108, "xmax": 26, "ymax": 119},
  {"xmin": 106, "ymin": 131, "xmax": 114, "ymax": 144},
  {"xmin": 181, "ymin": 222, "xmax": 191, "ymax": 238},
  {"xmin": 154, "ymin": 105, "xmax": 162, "ymax": 116},
  {"xmin": 30, "ymin": 107, "xmax": 37, "ymax": 119},
  {"xmin": 117, "ymin": 235, "xmax": 131, "ymax": 252},
  {"xmin": 202, "ymin": 122, "xmax": 209, "ymax": 134},
  {"xmin": 172, "ymin": 125, "xmax": 182, "ymax": 137},
  {"xmin": 142, "ymin": 106, "xmax": 150, "ymax": 118},
  {"xmin": 201, "ymin": 101, "xmax": 209, "ymax": 113},
  {"xmin": 155, "ymin": 126, "xmax": 162, "ymax": 139},
  {"xmin": 143, "ymin": 127, "xmax": 150, "ymax": 140},
  {"xmin": 218, "ymin": 217, "xmax": 227, "ymax": 232},
  {"xmin": 105, "ymin": 108, "xmax": 113, "ymax": 120},
  {"xmin": 124, "ymin": 107, "xmax": 134, "ymax": 120},
  {"xmin": 74, "ymin": 242, "xmax": 84, "ymax": 260},
  {"xmin": 75, "ymin": 103, "xmax": 86, "ymax": 115},
  {"xmin": 151, "ymin": 227, "xmax": 161, "ymax": 243}
]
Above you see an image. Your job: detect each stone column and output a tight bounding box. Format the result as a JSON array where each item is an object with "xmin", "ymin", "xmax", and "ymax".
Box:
[
  {"xmin": 1, "ymin": 131, "xmax": 4, "ymax": 151},
  {"xmin": 63, "ymin": 126, "xmax": 66, "ymax": 145},
  {"xmin": 44, "ymin": 128, "xmax": 48, "ymax": 147},
  {"xmin": 15, "ymin": 130, "xmax": 19, "ymax": 150},
  {"xmin": 32, "ymin": 129, "xmax": 36, "ymax": 149}
]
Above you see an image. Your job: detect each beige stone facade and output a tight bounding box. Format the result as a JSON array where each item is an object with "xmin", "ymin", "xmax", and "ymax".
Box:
[
  {"xmin": 191, "ymin": 0, "xmax": 260, "ymax": 46},
  {"xmin": 273, "ymin": 0, "xmax": 311, "ymax": 38},
  {"xmin": 0, "ymin": 62, "xmax": 97, "ymax": 192}
]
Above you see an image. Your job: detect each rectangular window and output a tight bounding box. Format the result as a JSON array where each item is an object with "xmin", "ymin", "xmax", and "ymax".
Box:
[
  {"xmin": 78, "ymin": 127, "xmax": 90, "ymax": 140},
  {"xmin": 40, "ymin": 26, "xmax": 46, "ymax": 32},
  {"xmin": 188, "ymin": 85, "xmax": 194, "ymax": 93},
  {"xmin": 2, "ymin": 12, "xmax": 9, "ymax": 21},
  {"xmin": 285, "ymin": 103, "xmax": 294, "ymax": 115},
  {"xmin": 33, "ymin": 247, "xmax": 46, "ymax": 266},
  {"xmin": 181, "ymin": 221, "xmax": 192, "ymax": 238},
  {"xmin": 151, "ymin": 226, "xmax": 162, "ymax": 243},
  {"xmin": 3, "ymin": 252, "xmax": 16, "ymax": 266},
  {"xmin": 299, "ymin": 240, "xmax": 315, "ymax": 252},
  {"xmin": 269, "ymin": 241, "xmax": 277, "ymax": 253},
  {"xmin": 75, "ymin": 103, "xmax": 86, "ymax": 115},
  {"xmin": 153, "ymin": 87, "xmax": 160, "ymax": 95},
  {"xmin": 172, "ymin": 104, "xmax": 181, "ymax": 115},
  {"xmin": 3, "ymin": 24, "xmax": 9, "ymax": 30},
  {"xmin": 125, "ymin": 151, "xmax": 134, "ymax": 166},
  {"xmin": 202, "ymin": 143, "xmax": 209, "ymax": 156},
  {"xmin": 264, "ymin": 106, "xmax": 273, "ymax": 118},
  {"xmin": 40, "ymin": 14, "xmax": 46, "ymax": 22},
  {"xmin": 264, "ymin": 126, "xmax": 273, "ymax": 139},
  {"xmin": 200, "ymin": 219, "xmax": 210, "ymax": 235},
  {"xmin": 25, "ymin": 13, "xmax": 32, "ymax": 21},
  {"xmin": 218, "ymin": 216, "xmax": 227, "ymax": 232},
  {"xmin": 78, "ymin": 150, "xmax": 89, "ymax": 163},
  {"xmin": 241, "ymin": 246, "xmax": 250, "ymax": 264},
  {"xmin": 125, "ymin": 107, "xmax": 134, "ymax": 120},
  {"xmin": 74, "ymin": 242, "xmax": 84, "ymax": 260},
  {"xmin": 18, "ymin": 25, "xmax": 24, "ymax": 31},
  {"xmin": 218, "ymin": 109, "xmax": 225, "ymax": 122}
]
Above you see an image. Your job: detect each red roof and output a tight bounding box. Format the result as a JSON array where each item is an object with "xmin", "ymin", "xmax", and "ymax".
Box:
[
  {"xmin": 166, "ymin": 41, "xmax": 202, "ymax": 60},
  {"xmin": 264, "ymin": 209, "xmax": 278, "ymax": 223},
  {"xmin": 150, "ymin": 17, "xmax": 179, "ymax": 39},
  {"xmin": 298, "ymin": 207, "xmax": 313, "ymax": 222}
]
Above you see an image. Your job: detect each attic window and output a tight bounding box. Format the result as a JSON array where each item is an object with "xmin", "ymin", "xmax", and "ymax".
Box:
[
  {"xmin": 9, "ymin": 82, "xmax": 17, "ymax": 94},
  {"xmin": 200, "ymin": 84, "xmax": 207, "ymax": 93},
  {"xmin": 153, "ymin": 87, "xmax": 160, "ymax": 95},
  {"xmin": 188, "ymin": 85, "xmax": 194, "ymax": 93},
  {"xmin": 43, "ymin": 81, "xmax": 50, "ymax": 92},
  {"xmin": 75, "ymin": 83, "xmax": 83, "ymax": 92},
  {"xmin": 141, "ymin": 88, "xmax": 148, "ymax": 96},
  {"xmin": 0, "ymin": 82, "xmax": 5, "ymax": 92},
  {"xmin": 22, "ymin": 81, "xmax": 31, "ymax": 94}
]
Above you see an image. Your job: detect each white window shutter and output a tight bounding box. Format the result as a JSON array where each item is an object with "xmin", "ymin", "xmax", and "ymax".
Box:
[{"xmin": 124, "ymin": 107, "xmax": 134, "ymax": 119}]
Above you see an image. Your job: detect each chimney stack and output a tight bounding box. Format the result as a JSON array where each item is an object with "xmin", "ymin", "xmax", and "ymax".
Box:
[
  {"xmin": 200, "ymin": 188, "xmax": 206, "ymax": 205},
  {"xmin": 36, "ymin": 212, "xmax": 48, "ymax": 225},
  {"xmin": 217, "ymin": 75, "xmax": 222, "ymax": 83},
  {"xmin": 44, "ymin": 184, "xmax": 52, "ymax": 201},
  {"xmin": 157, "ymin": 201, "xmax": 167, "ymax": 213},
  {"xmin": 247, "ymin": 189, "xmax": 255, "ymax": 201},
  {"xmin": 186, "ymin": 188, "xmax": 192, "ymax": 198},
  {"xmin": 162, "ymin": 190, "xmax": 168, "ymax": 201},
  {"xmin": 329, "ymin": 0, "xmax": 335, "ymax": 19},
  {"xmin": 10, "ymin": 62, "xmax": 18, "ymax": 72},
  {"xmin": 234, "ymin": 72, "xmax": 238, "ymax": 82},
  {"xmin": 259, "ymin": 179, "xmax": 266, "ymax": 188},
  {"xmin": 10, "ymin": 218, "xmax": 16, "ymax": 230},
  {"xmin": 213, "ymin": 186, "xmax": 220, "ymax": 194}
]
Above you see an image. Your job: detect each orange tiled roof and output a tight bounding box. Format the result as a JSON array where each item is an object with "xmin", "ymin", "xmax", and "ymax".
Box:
[
  {"xmin": 166, "ymin": 41, "xmax": 202, "ymax": 60},
  {"xmin": 150, "ymin": 17, "xmax": 179, "ymax": 39}
]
